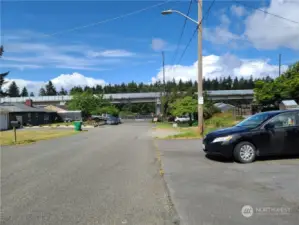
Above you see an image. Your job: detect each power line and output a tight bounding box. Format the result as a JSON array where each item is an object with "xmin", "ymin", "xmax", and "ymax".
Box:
[
  {"xmin": 233, "ymin": 0, "xmax": 299, "ymax": 25},
  {"xmin": 176, "ymin": 0, "xmax": 216, "ymax": 65},
  {"xmin": 171, "ymin": 0, "xmax": 193, "ymax": 64},
  {"xmin": 176, "ymin": 26, "xmax": 198, "ymax": 65},
  {"xmin": 42, "ymin": 0, "xmax": 173, "ymax": 37}
]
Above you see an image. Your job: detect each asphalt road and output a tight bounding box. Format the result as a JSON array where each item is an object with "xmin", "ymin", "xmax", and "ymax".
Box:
[
  {"xmin": 157, "ymin": 139, "xmax": 299, "ymax": 225},
  {"xmin": 1, "ymin": 124, "xmax": 175, "ymax": 225}
]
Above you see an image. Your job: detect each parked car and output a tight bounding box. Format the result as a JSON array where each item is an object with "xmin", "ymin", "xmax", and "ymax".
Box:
[
  {"xmin": 203, "ymin": 109, "xmax": 299, "ymax": 163},
  {"xmin": 63, "ymin": 117, "xmax": 73, "ymax": 122},
  {"xmin": 106, "ymin": 116, "xmax": 120, "ymax": 125},
  {"xmin": 174, "ymin": 116, "xmax": 190, "ymax": 123}
]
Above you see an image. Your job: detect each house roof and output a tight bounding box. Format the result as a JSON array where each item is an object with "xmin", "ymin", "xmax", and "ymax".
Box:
[
  {"xmin": 43, "ymin": 105, "xmax": 68, "ymax": 112},
  {"xmin": 214, "ymin": 102, "xmax": 235, "ymax": 111},
  {"xmin": 281, "ymin": 100, "xmax": 298, "ymax": 106},
  {"xmin": 0, "ymin": 102, "xmax": 54, "ymax": 113}
]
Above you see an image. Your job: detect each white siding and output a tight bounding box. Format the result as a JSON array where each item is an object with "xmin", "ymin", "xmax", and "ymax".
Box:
[{"xmin": 0, "ymin": 112, "xmax": 9, "ymax": 131}]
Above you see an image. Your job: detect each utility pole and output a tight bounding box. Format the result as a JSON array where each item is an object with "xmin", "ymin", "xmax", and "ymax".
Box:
[
  {"xmin": 279, "ymin": 53, "xmax": 281, "ymax": 76},
  {"xmin": 197, "ymin": 0, "xmax": 204, "ymax": 135}
]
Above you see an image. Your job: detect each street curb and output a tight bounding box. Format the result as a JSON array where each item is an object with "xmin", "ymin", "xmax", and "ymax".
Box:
[
  {"xmin": 24, "ymin": 126, "xmax": 95, "ymax": 129},
  {"xmin": 153, "ymin": 139, "xmax": 181, "ymax": 225}
]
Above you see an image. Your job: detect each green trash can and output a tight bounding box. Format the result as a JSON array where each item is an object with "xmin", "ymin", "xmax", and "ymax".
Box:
[{"xmin": 74, "ymin": 121, "xmax": 82, "ymax": 131}]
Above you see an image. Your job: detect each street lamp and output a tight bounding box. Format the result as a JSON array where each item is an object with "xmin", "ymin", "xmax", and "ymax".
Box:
[
  {"xmin": 161, "ymin": 10, "xmax": 199, "ymax": 25},
  {"xmin": 161, "ymin": 1, "xmax": 204, "ymax": 135}
]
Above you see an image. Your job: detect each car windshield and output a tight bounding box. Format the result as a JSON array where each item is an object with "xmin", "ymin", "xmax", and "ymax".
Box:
[{"xmin": 236, "ymin": 112, "xmax": 274, "ymax": 128}]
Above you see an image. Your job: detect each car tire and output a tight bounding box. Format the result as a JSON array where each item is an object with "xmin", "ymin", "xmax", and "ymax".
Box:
[{"xmin": 233, "ymin": 141, "xmax": 256, "ymax": 164}]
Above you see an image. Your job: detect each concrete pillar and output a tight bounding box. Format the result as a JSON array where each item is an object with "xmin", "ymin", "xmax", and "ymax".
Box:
[{"xmin": 155, "ymin": 98, "xmax": 161, "ymax": 115}]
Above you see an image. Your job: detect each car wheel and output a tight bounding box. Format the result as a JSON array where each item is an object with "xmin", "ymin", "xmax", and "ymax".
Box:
[{"xmin": 233, "ymin": 141, "xmax": 256, "ymax": 163}]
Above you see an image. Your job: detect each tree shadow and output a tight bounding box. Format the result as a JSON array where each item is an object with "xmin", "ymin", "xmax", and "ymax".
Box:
[{"xmin": 205, "ymin": 154, "xmax": 234, "ymax": 163}]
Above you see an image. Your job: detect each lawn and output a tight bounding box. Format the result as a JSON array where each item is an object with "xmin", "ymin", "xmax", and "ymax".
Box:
[
  {"xmin": 40, "ymin": 122, "xmax": 74, "ymax": 127},
  {"xmin": 0, "ymin": 129, "xmax": 80, "ymax": 146},
  {"xmin": 157, "ymin": 112, "xmax": 243, "ymax": 139},
  {"xmin": 154, "ymin": 122, "xmax": 174, "ymax": 129}
]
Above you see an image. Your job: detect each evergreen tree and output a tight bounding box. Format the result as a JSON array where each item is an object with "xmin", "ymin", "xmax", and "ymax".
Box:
[
  {"xmin": 0, "ymin": 46, "xmax": 9, "ymax": 96},
  {"xmin": 39, "ymin": 87, "xmax": 46, "ymax": 96},
  {"xmin": 59, "ymin": 87, "xmax": 68, "ymax": 95},
  {"xmin": 233, "ymin": 77, "xmax": 239, "ymax": 89},
  {"xmin": 70, "ymin": 86, "xmax": 83, "ymax": 95},
  {"xmin": 178, "ymin": 79, "xmax": 184, "ymax": 91},
  {"xmin": 45, "ymin": 81, "xmax": 57, "ymax": 95},
  {"xmin": 20, "ymin": 87, "xmax": 29, "ymax": 97},
  {"xmin": 30, "ymin": 92, "xmax": 35, "ymax": 97},
  {"xmin": 127, "ymin": 81, "xmax": 138, "ymax": 93},
  {"xmin": 8, "ymin": 81, "xmax": 20, "ymax": 97}
]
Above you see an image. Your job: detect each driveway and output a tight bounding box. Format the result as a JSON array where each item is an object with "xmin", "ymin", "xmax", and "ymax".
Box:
[
  {"xmin": 156, "ymin": 139, "xmax": 299, "ymax": 225},
  {"xmin": 1, "ymin": 123, "xmax": 176, "ymax": 225}
]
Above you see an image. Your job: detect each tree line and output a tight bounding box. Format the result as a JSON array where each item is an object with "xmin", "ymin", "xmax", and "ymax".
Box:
[
  {"xmin": 4, "ymin": 76, "xmax": 269, "ymax": 98},
  {"xmin": 68, "ymin": 76, "xmax": 268, "ymax": 95}
]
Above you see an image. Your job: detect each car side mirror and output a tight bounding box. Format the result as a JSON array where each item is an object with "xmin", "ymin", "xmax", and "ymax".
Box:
[{"xmin": 264, "ymin": 122, "xmax": 275, "ymax": 130}]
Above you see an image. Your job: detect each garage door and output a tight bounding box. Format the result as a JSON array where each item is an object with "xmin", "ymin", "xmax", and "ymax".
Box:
[{"xmin": 0, "ymin": 113, "xmax": 9, "ymax": 130}]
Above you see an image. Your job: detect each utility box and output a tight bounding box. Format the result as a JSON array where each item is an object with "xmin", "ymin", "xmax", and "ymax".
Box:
[{"xmin": 279, "ymin": 100, "xmax": 299, "ymax": 110}]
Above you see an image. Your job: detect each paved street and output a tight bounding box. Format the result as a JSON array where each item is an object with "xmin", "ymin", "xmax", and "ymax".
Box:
[
  {"xmin": 157, "ymin": 139, "xmax": 299, "ymax": 225},
  {"xmin": 1, "ymin": 124, "xmax": 175, "ymax": 225}
]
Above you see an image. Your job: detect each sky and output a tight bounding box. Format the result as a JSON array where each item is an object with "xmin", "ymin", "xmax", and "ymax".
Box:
[{"xmin": 1, "ymin": 0, "xmax": 299, "ymax": 94}]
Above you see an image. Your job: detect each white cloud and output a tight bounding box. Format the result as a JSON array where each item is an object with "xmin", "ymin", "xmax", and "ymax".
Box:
[
  {"xmin": 220, "ymin": 14, "xmax": 230, "ymax": 26},
  {"xmin": 87, "ymin": 49, "xmax": 135, "ymax": 58},
  {"xmin": 231, "ymin": 5, "xmax": 246, "ymax": 17},
  {"xmin": 203, "ymin": 12, "xmax": 244, "ymax": 46},
  {"xmin": 244, "ymin": 0, "xmax": 299, "ymax": 49},
  {"xmin": 2, "ymin": 41, "xmax": 124, "ymax": 71},
  {"xmin": 51, "ymin": 72, "xmax": 106, "ymax": 90},
  {"xmin": 1, "ymin": 30, "xmax": 144, "ymax": 71},
  {"xmin": 151, "ymin": 38, "xmax": 167, "ymax": 51},
  {"xmin": 204, "ymin": 27, "xmax": 242, "ymax": 45},
  {"xmin": 3, "ymin": 73, "xmax": 106, "ymax": 94},
  {"xmin": 152, "ymin": 54, "xmax": 288, "ymax": 83}
]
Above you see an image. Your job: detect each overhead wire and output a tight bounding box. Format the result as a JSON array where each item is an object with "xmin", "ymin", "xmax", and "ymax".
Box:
[
  {"xmin": 171, "ymin": 0, "xmax": 193, "ymax": 64},
  {"xmin": 176, "ymin": 0, "xmax": 216, "ymax": 65},
  {"xmin": 40, "ymin": 0, "xmax": 173, "ymax": 37},
  {"xmin": 233, "ymin": 0, "xmax": 299, "ymax": 25}
]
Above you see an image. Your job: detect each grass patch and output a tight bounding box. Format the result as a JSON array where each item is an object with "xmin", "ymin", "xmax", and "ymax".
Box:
[
  {"xmin": 0, "ymin": 129, "xmax": 80, "ymax": 146},
  {"xmin": 40, "ymin": 122, "xmax": 75, "ymax": 127},
  {"xmin": 203, "ymin": 112, "xmax": 242, "ymax": 135},
  {"xmin": 167, "ymin": 128, "xmax": 200, "ymax": 139},
  {"xmin": 162, "ymin": 112, "xmax": 243, "ymax": 139},
  {"xmin": 154, "ymin": 122, "xmax": 174, "ymax": 129}
]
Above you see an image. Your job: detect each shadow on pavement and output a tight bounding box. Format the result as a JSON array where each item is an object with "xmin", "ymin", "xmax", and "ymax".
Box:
[
  {"xmin": 205, "ymin": 154, "xmax": 234, "ymax": 163},
  {"xmin": 257, "ymin": 154, "xmax": 299, "ymax": 162},
  {"xmin": 205, "ymin": 153, "xmax": 299, "ymax": 164}
]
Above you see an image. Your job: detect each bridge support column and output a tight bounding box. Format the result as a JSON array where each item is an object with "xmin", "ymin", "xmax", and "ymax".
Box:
[{"xmin": 155, "ymin": 98, "xmax": 161, "ymax": 115}]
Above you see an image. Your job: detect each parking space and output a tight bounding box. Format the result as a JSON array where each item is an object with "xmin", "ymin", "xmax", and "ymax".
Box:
[{"xmin": 156, "ymin": 139, "xmax": 299, "ymax": 225}]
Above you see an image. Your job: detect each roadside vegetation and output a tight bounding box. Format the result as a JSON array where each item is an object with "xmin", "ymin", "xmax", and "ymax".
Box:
[
  {"xmin": 154, "ymin": 112, "xmax": 242, "ymax": 139},
  {"xmin": 254, "ymin": 62, "xmax": 299, "ymax": 109},
  {"xmin": 0, "ymin": 129, "xmax": 80, "ymax": 146}
]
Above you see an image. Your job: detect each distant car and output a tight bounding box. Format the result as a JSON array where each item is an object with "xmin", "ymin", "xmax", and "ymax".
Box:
[
  {"xmin": 203, "ymin": 109, "xmax": 299, "ymax": 163},
  {"xmin": 174, "ymin": 116, "xmax": 190, "ymax": 123},
  {"xmin": 63, "ymin": 118, "xmax": 73, "ymax": 122},
  {"xmin": 106, "ymin": 116, "xmax": 120, "ymax": 125}
]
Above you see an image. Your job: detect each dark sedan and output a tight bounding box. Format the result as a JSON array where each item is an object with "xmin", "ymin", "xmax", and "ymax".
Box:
[
  {"xmin": 203, "ymin": 109, "xmax": 299, "ymax": 163},
  {"xmin": 106, "ymin": 116, "xmax": 120, "ymax": 125}
]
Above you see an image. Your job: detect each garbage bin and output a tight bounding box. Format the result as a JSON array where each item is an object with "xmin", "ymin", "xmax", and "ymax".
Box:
[{"xmin": 74, "ymin": 121, "xmax": 82, "ymax": 131}]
